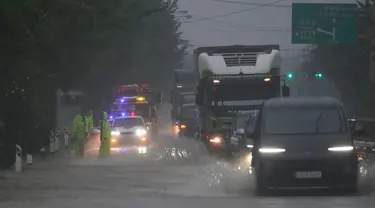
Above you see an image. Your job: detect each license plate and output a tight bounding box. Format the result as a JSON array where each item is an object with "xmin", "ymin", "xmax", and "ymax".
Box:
[{"xmin": 295, "ymin": 171, "xmax": 322, "ymax": 179}]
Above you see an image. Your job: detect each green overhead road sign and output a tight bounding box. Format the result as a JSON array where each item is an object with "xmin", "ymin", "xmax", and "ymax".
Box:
[{"xmin": 292, "ymin": 3, "xmax": 358, "ymax": 44}]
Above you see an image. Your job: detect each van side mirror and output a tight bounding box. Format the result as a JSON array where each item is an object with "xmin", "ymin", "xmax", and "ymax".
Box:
[
  {"xmin": 245, "ymin": 129, "xmax": 255, "ymax": 138},
  {"xmin": 282, "ymin": 85, "xmax": 290, "ymax": 97}
]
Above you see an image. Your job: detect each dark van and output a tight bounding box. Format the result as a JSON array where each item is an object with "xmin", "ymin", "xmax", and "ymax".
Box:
[{"xmin": 248, "ymin": 97, "xmax": 358, "ymax": 193}]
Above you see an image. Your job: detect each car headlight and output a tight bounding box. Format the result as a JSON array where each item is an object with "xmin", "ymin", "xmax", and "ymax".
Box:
[
  {"xmin": 259, "ymin": 147, "xmax": 285, "ymax": 153},
  {"xmin": 135, "ymin": 128, "xmax": 147, "ymax": 136},
  {"xmin": 328, "ymin": 145, "xmax": 353, "ymax": 152},
  {"xmin": 111, "ymin": 131, "xmax": 120, "ymax": 136}
]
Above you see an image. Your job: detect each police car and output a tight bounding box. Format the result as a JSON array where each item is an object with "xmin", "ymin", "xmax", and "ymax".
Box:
[{"xmin": 110, "ymin": 115, "xmax": 150, "ymax": 153}]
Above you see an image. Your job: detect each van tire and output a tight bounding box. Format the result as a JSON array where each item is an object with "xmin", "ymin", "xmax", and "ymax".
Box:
[
  {"xmin": 255, "ymin": 167, "xmax": 267, "ymax": 195},
  {"xmin": 255, "ymin": 177, "xmax": 267, "ymax": 196}
]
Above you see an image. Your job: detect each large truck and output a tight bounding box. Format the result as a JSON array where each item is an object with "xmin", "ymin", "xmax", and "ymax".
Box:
[
  {"xmin": 170, "ymin": 69, "xmax": 198, "ymax": 125},
  {"xmin": 194, "ymin": 45, "xmax": 290, "ymax": 155}
]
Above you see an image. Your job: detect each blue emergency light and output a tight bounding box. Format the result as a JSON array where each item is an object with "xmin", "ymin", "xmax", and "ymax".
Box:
[
  {"xmin": 108, "ymin": 115, "xmax": 114, "ymax": 121},
  {"xmin": 119, "ymin": 111, "xmax": 135, "ymax": 117}
]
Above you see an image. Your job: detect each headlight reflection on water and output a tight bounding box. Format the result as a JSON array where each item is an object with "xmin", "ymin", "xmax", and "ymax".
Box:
[{"xmin": 138, "ymin": 147, "xmax": 147, "ymax": 154}]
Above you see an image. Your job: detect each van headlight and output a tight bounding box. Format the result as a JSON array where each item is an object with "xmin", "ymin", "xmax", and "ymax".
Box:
[
  {"xmin": 259, "ymin": 147, "xmax": 285, "ymax": 153},
  {"xmin": 111, "ymin": 131, "xmax": 120, "ymax": 136},
  {"xmin": 328, "ymin": 145, "xmax": 353, "ymax": 152},
  {"xmin": 135, "ymin": 128, "xmax": 147, "ymax": 136}
]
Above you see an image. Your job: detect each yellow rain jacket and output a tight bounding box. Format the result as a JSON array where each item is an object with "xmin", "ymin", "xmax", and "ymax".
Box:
[
  {"xmin": 98, "ymin": 111, "xmax": 111, "ymax": 157},
  {"xmin": 85, "ymin": 114, "xmax": 94, "ymax": 133},
  {"xmin": 73, "ymin": 114, "xmax": 85, "ymax": 155}
]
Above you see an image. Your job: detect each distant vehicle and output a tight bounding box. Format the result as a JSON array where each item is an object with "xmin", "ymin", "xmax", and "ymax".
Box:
[
  {"xmin": 110, "ymin": 84, "xmax": 160, "ymax": 135},
  {"xmin": 170, "ymin": 91, "xmax": 196, "ymax": 127},
  {"xmin": 179, "ymin": 92, "xmax": 195, "ymax": 105},
  {"xmin": 173, "ymin": 69, "xmax": 198, "ymax": 91},
  {"xmin": 248, "ymin": 97, "xmax": 358, "ymax": 194},
  {"xmin": 176, "ymin": 103, "xmax": 198, "ymax": 138},
  {"xmin": 110, "ymin": 116, "xmax": 150, "ymax": 153}
]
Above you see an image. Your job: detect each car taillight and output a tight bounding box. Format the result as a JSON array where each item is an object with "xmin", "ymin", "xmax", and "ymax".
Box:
[{"xmin": 209, "ymin": 136, "xmax": 221, "ymax": 144}]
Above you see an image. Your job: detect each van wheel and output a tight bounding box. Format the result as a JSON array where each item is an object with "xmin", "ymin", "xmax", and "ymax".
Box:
[
  {"xmin": 255, "ymin": 168, "xmax": 267, "ymax": 195},
  {"xmin": 344, "ymin": 181, "xmax": 358, "ymax": 194},
  {"xmin": 255, "ymin": 177, "xmax": 267, "ymax": 195}
]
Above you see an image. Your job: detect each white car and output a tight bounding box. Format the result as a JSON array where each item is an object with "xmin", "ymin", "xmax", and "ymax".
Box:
[{"xmin": 110, "ymin": 116, "xmax": 150, "ymax": 149}]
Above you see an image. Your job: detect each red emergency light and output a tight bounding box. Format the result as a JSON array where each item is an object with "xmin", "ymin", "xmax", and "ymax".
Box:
[
  {"xmin": 130, "ymin": 112, "xmax": 136, "ymax": 116},
  {"xmin": 117, "ymin": 84, "xmax": 139, "ymax": 92}
]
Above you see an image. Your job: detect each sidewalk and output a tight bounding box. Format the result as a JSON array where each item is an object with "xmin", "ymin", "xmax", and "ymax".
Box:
[{"xmin": 0, "ymin": 138, "xmax": 72, "ymax": 179}]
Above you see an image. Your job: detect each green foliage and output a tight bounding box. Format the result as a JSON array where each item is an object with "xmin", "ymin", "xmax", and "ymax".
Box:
[{"xmin": 0, "ymin": 0, "xmax": 188, "ymax": 147}]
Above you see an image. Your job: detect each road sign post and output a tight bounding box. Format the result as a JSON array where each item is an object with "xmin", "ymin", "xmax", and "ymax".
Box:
[{"xmin": 292, "ymin": 3, "xmax": 358, "ymax": 44}]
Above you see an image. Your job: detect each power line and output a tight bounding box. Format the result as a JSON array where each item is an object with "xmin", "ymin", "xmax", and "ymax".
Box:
[
  {"xmin": 212, "ymin": 0, "xmax": 357, "ymax": 7},
  {"xmin": 211, "ymin": 0, "xmax": 290, "ymax": 8},
  {"xmin": 186, "ymin": 18, "xmax": 290, "ymax": 32},
  {"xmin": 194, "ymin": 23, "xmax": 290, "ymax": 32},
  {"xmin": 181, "ymin": 0, "xmax": 286, "ymax": 24},
  {"xmin": 185, "ymin": 14, "xmax": 290, "ymax": 31}
]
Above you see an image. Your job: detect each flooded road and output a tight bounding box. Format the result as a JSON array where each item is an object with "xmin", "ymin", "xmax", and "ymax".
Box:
[{"xmin": 1, "ymin": 130, "xmax": 375, "ymax": 207}]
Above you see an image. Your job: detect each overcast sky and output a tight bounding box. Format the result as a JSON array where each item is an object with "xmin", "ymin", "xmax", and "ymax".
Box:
[
  {"xmin": 177, "ymin": 0, "xmax": 357, "ymax": 98},
  {"xmin": 178, "ymin": 0, "xmax": 357, "ymax": 54}
]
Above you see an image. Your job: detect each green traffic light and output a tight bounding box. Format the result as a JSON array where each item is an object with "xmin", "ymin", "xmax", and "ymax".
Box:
[
  {"xmin": 287, "ymin": 73, "xmax": 293, "ymax": 79},
  {"xmin": 314, "ymin": 73, "xmax": 323, "ymax": 78}
]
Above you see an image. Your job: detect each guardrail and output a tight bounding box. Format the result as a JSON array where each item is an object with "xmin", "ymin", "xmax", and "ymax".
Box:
[{"xmin": 13, "ymin": 127, "xmax": 71, "ymax": 173}]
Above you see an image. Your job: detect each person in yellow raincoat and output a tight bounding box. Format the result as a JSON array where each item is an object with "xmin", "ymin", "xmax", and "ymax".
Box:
[
  {"xmin": 73, "ymin": 113, "xmax": 86, "ymax": 156},
  {"xmin": 85, "ymin": 110, "xmax": 94, "ymax": 136},
  {"xmin": 98, "ymin": 111, "xmax": 111, "ymax": 158}
]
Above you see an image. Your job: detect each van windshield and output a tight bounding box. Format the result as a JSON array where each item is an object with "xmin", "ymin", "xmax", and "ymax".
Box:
[{"xmin": 264, "ymin": 108, "xmax": 347, "ymax": 135}]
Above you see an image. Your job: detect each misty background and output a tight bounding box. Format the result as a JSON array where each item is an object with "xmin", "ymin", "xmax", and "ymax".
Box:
[{"xmin": 178, "ymin": 0, "xmax": 357, "ymax": 99}]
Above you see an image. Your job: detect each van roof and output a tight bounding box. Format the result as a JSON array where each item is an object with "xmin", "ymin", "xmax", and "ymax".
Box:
[{"xmin": 264, "ymin": 97, "xmax": 343, "ymax": 108}]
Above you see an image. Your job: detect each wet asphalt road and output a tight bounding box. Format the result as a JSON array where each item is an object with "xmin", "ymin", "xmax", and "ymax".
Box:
[
  {"xmin": 1, "ymin": 105, "xmax": 375, "ymax": 207},
  {"xmin": 1, "ymin": 130, "xmax": 375, "ymax": 207}
]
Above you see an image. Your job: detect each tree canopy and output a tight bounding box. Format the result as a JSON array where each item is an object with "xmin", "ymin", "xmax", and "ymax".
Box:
[
  {"xmin": 302, "ymin": 0, "xmax": 375, "ymax": 116},
  {"xmin": 0, "ymin": 0, "xmax": 188, "ymax": 150}
]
